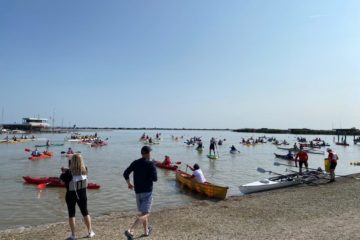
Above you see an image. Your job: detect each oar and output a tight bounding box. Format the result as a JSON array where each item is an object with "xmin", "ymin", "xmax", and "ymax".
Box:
[
  {"xmin": 256, "ymin": 167, "xmax": 283, "ymax": 176},
  {"xmin": 273, "ymin": 162, "xmax": 319, "ymax": 171}
]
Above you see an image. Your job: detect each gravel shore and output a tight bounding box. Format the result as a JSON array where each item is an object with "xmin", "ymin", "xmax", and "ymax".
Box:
[{"xmin": 1, "ymin": 174, "xmax": 360, "ymax": 240}]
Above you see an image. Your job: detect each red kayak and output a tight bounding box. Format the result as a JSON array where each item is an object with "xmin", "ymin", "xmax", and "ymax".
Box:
[
  {"xmin": 28, "ymin": 152, "xmax": 53, "ymax": 160},
  {"xmin": 23, "ymin": 176, "xmax": 101, "ymax": 189},
  {"xmin": 90, "ymin": 142, "xmax": 107, "ymax": 147},
  {"xmin": 153, "ymin": 160, "xmax": 178, "ymax": 171}
]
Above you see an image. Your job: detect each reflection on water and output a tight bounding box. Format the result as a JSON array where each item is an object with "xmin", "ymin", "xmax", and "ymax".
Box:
[{"xmin": 0, "ymin": 130, "xmax": 360, "ymax": 230}]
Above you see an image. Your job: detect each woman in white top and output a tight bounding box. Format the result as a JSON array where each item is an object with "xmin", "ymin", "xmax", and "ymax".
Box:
[{"xmin": 187, "ymin": 164, "xmax": 207, "ymax": 183}]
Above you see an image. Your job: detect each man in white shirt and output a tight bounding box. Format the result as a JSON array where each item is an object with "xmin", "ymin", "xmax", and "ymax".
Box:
[{"xmin": 187, "ymin": 164, "xmax": 207, "ymax": 183}]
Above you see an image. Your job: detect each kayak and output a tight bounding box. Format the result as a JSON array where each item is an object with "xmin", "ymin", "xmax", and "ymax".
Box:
[
  {"xmin": 0, "ymin": 139, "xmax": 32, "ymax": 144},
  {"xmin": 90, "ymin": 142, "xmax": 108, "ymax": 147},
  {"xmin": 22, "ymin": 176, "xmax": 100, "ymax": 189},
  {"xmin": 230, "ymin": 150, "xmax": 239, "ymax": 154},
  {"xmin": 28, "ymin": 152, "xmax": 53, "ymax": 160},
  {"xmin": 304, "ymin": 148, "xmax": 324, "ymax": 155},
  {"xmin": 207, "ymin": 154, "xmax": 219, "ymax": 160},
  {"xmin": 239, "ymin": 173, "xmax": 301, "ymax": 194},
  {"xmin": 175, "ymin": 170, "xmax": 228, "ymax": 199},
  {"xmin": 277, "ymin": 146, "xmax": 296, "ymax": 151},
  {"xmin": 152, "ymin": 160, "xmax": 178, "ymax": 171},
  {"xmin": 335, "ymin": 142, "xmax": 350, "ymax": 146},
  {"xmin": 196, "ymin": 148, "xmax": 203, "ymax": 153},
  {"xmin": 274, "ymin": 153, "xmax": 294, "ymax": 160},
  {"xmin": 35, "ymin": 143, "xmax": 65, "ymax": 148}
]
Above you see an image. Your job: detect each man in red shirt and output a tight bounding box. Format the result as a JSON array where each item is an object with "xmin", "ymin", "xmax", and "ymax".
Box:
[
  {"xmin": 327, "ymin": 148, "xmax": 338, "ymax": 183},
  {"xmin": 295, "ymin": 147, "xmax": 309, "ymax": 174}
]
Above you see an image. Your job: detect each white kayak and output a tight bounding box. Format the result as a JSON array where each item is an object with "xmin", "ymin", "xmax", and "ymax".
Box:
[
  {"xmin": 230, "ymin": 150, "xmax": 239, "ymax": 154},
  {"xmin": 277, "ymin": 146, "xmax": 295, "ymax": 151},
  {"xmin": 304, "ymin": 148, "xmax": 324, "ymax": 155},
  {"xmin": 239, "ymin": 174, "xmax": 301, "ymax": 194}
]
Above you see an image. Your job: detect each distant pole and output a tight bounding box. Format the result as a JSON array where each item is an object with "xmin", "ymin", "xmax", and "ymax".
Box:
[{"xmin": 52, "ymin": 109, "xmax": 55, "ymax": 133}]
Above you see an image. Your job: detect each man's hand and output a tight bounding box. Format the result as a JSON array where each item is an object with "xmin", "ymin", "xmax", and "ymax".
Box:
[{"xmin": 128, "ymin": 183, "xmax": 134, "ymax": 190}]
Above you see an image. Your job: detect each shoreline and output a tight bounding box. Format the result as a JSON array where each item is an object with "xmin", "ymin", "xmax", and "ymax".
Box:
[{"xmin": 2, "ymin": 173, "xmax": 360, "ymax": 240}]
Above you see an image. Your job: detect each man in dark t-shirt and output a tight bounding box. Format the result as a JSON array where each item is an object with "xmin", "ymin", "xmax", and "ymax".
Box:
[{"xmin": 123, "ymin": 146, "xmax": 157, "ymax": 239}]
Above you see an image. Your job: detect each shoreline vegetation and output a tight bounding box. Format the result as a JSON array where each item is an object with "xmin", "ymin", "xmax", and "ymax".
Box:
[
  {"xmin": 2, "ymin": 173, "xmax": 360, "ymax": 240},
  {"xmin": 16, "ymin": 127, "xmax": 360, "ymax": 136}
]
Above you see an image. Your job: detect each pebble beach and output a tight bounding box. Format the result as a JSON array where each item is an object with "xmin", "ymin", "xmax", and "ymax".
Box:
[{"xmin": 1, "ymin": 173, "xmax": 360, "ymax": 240}]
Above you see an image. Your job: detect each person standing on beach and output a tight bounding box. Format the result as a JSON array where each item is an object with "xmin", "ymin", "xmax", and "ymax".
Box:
[
  {"xmin": 123, "ymin": 146, "xmax": 158, "ymax": 240},
  {"xmin": 294, "ymin": 147, "xmax": 308, "ymax": 174},
  {"xmin": 327, "ymin": 148, "xmax": 338, "ymax": 182},
  {"xmin": 60, "ymin": 154, "xmax": 95, "ymax": 240}
]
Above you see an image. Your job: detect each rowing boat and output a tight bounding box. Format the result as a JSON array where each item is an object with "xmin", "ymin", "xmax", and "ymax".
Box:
[
  {"xmin": 176, "ymin": 170, "xmax": 228, "ymax": 199},
  {"xmin": 239, "ymin": 173, "xmax": 301, "ymax": 194}
]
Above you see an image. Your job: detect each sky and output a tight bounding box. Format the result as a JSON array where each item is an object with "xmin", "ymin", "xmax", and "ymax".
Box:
[{"xmin": 1, "ymin": 0, "xmax": 359, "ymax": 129}]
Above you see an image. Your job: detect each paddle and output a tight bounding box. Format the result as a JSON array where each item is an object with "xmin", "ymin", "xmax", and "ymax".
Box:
[
  {"xmin": 37, "ymin": 182, "xmax": 50, "ymax": 190},
  {"xmin": 256, "ymin": 167, "xmax": 283, "ymax": 176},
  {"xmin": 24, "ymin": 148, "xmax": 31, "ymax": 152}
]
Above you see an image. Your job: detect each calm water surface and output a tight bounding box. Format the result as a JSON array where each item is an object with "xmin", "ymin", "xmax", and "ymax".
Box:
[{"xmin": 1, "ymin": 130, "xmax": 359, "ymax": 230}]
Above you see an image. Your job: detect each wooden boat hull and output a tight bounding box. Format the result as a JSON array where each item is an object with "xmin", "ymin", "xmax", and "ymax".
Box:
[{"xmin": 175, "ymin": 170, "xmax": 228, "ymax": 199}]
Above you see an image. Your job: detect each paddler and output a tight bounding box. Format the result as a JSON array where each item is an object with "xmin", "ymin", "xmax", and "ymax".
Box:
[
  {"xmin": 230, "ymin": 145, "xmax": 237, "ymax": 151},
  {"xmin": 294, "ymin": 146, "xmax": 309, "ymax": 174},
  {"xmin": 209, "ymin": 138, "xmax": 216, "ymax": 155},
  {"xmin": 67, "ymin": 147, "xmax": 74, "ymax": 154},
  {"xmin": 327, "ymin": 148, "xmax": 338, "ymax": 183},
  {"xmin": 187, "ymin": 164, "xmax": 207, "ymax": 183},
  {"xmin": 286, "ymin": 150, "xmax": 294, "ymax": 160},
  {"xmin": 196, "ymin": 141, "xmax": 203, "ymax": 150},
  {"xmin": 32, "ymin": 148, "xmax": 41, "ymax": 157},
  {"xmin": 162, "ymin": 155, "xmax": 172, "ymax": 166}
]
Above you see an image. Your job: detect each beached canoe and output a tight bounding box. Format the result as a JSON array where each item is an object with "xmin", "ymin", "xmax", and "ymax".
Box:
[
  {"xmin": 28, "ymin": 152, "xmax": 53, "ymax": 160},
  {"xmin": 22, "ymin": 176, "xmax": 100, "ymax": 189},
  {"xmin": 152, "ymin": 160, "xmax": 178, "ymax": 171},
  {"xmin": 176, "ymin": 170, "xmax": 228, "ymax": 199},
  {"xmin": 35, "ymin": 143, "xmax": 64, "ymax": 148},
  {"xmin": 239, "ymin": 174, "xmax": 301, "ymax": 194},
  {"xmin": 207, "ymin": 154, "xmax": 219, "ymax": 160}
]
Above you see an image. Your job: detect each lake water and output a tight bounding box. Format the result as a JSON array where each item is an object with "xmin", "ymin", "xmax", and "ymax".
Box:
[{"xmin": 1, "ymin": 130, "xmax": 359, "ymax": 230}]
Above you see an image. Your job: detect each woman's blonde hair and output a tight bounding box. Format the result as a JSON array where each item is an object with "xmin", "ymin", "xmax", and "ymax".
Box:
[{"xmin": 69, "ymin": 154, "xmax": 87, "ymax": 176}]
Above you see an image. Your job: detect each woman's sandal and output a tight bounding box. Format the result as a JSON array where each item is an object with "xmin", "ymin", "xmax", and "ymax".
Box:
[{"xmin": 144, "ymin": 226, "xmax": 152, "ymax": 237}]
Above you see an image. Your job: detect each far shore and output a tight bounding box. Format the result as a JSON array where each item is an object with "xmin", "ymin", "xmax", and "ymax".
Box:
[{"xmin": 2, "ymin": 173, "xmax": 360, "ymax": 240}]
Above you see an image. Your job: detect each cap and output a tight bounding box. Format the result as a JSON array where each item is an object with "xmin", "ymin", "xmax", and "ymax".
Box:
[
  {"xmin": 141, "ymin": 146, "xmax": 152, "ymax": 154},
  {"xmin": 326, "ymin": 148, "xmax": 332, "ymax": 152}
]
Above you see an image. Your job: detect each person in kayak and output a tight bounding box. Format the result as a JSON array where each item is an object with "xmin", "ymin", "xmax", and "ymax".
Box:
[
  {"xmin": 60, "ymin": 154, "xmax": 95, "ymax": 240},
  {"xmin": 209, "ymin": 138, "xmax": 216, "ymax": 155},
  {"xmin": 123, "ymin": 146, "xmax": 157, "ymax": 240},
  {"xmin": 294, "ymin": 147, "xmax": 308, "ymax": 174},
  {"xmin": 162, "ymin": 155, "xmax": 172, "ymax": 166},
  {"xmin": 67, "ymin": 148, "xmax": 74, "ymax": 154},
  {"xmin": 46, "ymin": 140, "xmax": 50, "ymax": 147},
  {"xmin": 32, "ymin": 148, "xmax": 41, "ymax": 157},
  {"xmin": 230, "ymin": 145, "xmax": 237, "ymax": 152},
  {"xmin": 286, "ymin": 150, "xmax": 294, "ymax": 160},
  {"xmin": 187, "ymin": 164, "xmax": 207, "ymax": 183},
  {"xmin": 327, "ymin": 148, "xmax": 338, "ymax": 183}
]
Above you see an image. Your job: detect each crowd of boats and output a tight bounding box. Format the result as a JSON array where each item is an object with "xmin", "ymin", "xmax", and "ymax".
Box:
[{"xmin": 2, "ymin": 131, "xmax": 358, "ymax": 201}]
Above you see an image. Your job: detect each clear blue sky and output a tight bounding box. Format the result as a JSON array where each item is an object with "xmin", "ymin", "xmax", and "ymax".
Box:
[{"xmin": 1, "ymin": 0, "xmax": 359, "ymax": 129}]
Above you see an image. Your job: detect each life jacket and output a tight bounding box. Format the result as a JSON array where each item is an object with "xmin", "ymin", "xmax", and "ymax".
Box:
[
  {"xmin": 329, "ymin": 152, "xmax": 339, "ymax": 162},
  {"xmin": 69, "ymin": 175, "xmax": 88, "ymax": 191}
]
